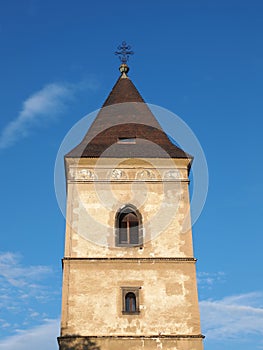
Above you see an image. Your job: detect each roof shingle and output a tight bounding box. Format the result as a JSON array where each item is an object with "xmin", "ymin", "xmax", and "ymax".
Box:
[{"xmin": 66, "ymin": 69, "xmax": 191, "ymax": 160}]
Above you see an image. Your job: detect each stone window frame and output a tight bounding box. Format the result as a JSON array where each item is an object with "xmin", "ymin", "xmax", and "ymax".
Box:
[
  {"xmin": 121, "ymin": 287, "xmax": 140, "ymax": 315},
  {"xmin": 115, "ymin": 204, "xmax": 143, "ymax": 247}
]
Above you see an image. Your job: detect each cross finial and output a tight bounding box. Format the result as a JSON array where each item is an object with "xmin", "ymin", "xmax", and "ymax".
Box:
[{"xmin": 115, "ymin": 41, "xmax": 134, "ymax": 64}]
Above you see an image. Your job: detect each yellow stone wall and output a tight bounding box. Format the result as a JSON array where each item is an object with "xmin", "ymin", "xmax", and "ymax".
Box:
[
  {"xmin": 64, "ymin": 158, "xmax": 193, "ymax": 258},
  {"xmin": 59, "ymin": 157, "xmax": 203, "ymax": 350},
  {"xmin": 61, "ymin": 260, "xmax": 201, "ymax": 336},
  {"xmin": 59, "ymin": 336, "xmax": 203, "ymax": 350}
]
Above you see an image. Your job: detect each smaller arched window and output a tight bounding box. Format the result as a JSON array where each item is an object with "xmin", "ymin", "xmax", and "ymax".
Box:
[
  {"xmin": 116, "ymin": 205, "xmax": 142, "ymax": 247},
  {"xmin": 125, "ymin": 292, "xmax": 136, "ymax": 312},
  {"xmin": 121, "ymin": 287, "xmax": 140, "ymax": 314}
]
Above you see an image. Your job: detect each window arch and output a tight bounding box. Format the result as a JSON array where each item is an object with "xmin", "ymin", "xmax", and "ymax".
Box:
[
  {"xmin": 125, "ymin": 292, "xmax": 136, "ymax": 312},
  {"xmin": 121, "ymin": 287, "xmax": 140, "ymax": 314},
  {"xmin": 116, "ymin": 205, "xmax": 142, "ymax": 246}
]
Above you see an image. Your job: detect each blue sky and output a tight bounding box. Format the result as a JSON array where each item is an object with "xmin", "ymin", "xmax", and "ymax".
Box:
[{"xmin": 0, "ymin": 1, "xmax": 263, "ymax": 349}]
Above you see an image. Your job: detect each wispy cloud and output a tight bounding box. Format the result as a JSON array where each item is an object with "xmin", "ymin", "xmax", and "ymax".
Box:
[
  {"xmin": 0, "ymin": 252, "xmax": 59, "ymax": 336},
  {"xmin": 0, "ymin": 83, "xmax": 73, "ymax": 149},
  {"xmin": 0, "ymin": 79, "xmax": 99, "ymax": 150},
  {"xmin": 197, "ymin": 271, "xmax": 226, "ymax": 289},
  {"xmin": 200, "ymin": 292, "xmax": 263, "ymax": 340},
  {"xmin": 0, "ymin": 319, "xmax": 59, "ymax": 350},
  {"xmin": 0, "ymin": 252, "xmax": 51, "ymax": 288}
]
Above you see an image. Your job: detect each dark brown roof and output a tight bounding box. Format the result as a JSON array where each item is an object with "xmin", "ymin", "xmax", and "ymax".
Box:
[
  {"xmin": 66, "ymin": 71, "xmax": 191, "ymax": 160},
  {"xmin": 102, "ymin": 75, "xmax": 145, "ymax": 107}
]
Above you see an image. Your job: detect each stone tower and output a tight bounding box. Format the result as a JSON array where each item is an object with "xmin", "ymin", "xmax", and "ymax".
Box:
[{"xmin": 58, "ymin": 62, "xmax": 204, "ymax": 350}]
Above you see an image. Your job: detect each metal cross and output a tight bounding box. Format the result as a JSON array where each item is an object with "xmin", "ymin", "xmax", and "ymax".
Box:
[{"xmin": 115, "ymin": 41, "xmax": 134, "ymax": 64}]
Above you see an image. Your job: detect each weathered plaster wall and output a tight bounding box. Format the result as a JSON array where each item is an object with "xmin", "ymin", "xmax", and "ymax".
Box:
[
  {"xmin": 61, "ymin": 260, "xmax": 201, "ymax": 336},
  {"xmin": 59, "ymin": 157, "xmax": 203, "ymax": 350},
  {"xmin": 59, "ymin": 336, "xmax": 204, "ymax": 350},
  {"xmin": 64, "ymin": 158, "xmax": 193, "ymax": 258}
]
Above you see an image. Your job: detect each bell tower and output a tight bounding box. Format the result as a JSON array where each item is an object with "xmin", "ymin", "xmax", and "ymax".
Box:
[{"xmin": 58, "ymin": 46, "xmax": 204, "ymax": 350}]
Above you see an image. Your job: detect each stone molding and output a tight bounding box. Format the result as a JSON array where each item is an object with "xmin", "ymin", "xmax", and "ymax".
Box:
[
  {"xmin": 62, "ymin": 257, "xmax": 197, "ymax": 263},
  {"xmin": 67, "ymin": 167, "xmax": 188, "ymax": 182},
  {"xmin": 58, "ymin": 334, "xmax": 205, "ymax": 340}
]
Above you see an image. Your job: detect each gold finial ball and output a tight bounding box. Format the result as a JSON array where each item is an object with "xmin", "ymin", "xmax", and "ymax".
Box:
[{"xmin": 119, "ymin": 63, "xmax": 129, "ymax": 75}]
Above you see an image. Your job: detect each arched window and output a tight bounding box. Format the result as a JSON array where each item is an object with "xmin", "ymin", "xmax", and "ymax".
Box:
[
  {"xmin": 125, "ymin": 292, "xmax": 136, "ymax": 312},
  {"xmin": 121, "ymin": 287, "xmax": 140, "ymax": 314},
  {"xmin": 116, "ymin": 205, "xmax": 142, "ymax": 246}
]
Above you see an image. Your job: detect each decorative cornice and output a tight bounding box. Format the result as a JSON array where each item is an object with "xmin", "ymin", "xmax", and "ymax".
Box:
[
  {"xmin": 62, "ymin": 257, "xmax": 197, "ymax": 263},
  {"xmin": 58, "ymin": 334, "xmax": 205, "ymax": 340},
  {"xmin": 69, "ymin": 179, "xmax": 190, "ymax": 184},
  {"xmin": 67, "ymin": 167, "xmax": 189, "ymax": 183}
]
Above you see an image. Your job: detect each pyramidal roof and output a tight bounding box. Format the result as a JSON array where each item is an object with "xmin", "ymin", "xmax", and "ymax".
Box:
[
  {"xmin": 66, "ymin": 64, "xmax": 191, "ymax": 159},
  {"xmin": 102, "ymin": 72, "xmax": 145, "ymax": 107}
]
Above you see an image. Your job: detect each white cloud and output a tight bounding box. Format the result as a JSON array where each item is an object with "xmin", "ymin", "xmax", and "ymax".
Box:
[
  {"xmin": 0, "ymin": 319, "xmax": 59, "ymax": 350},
  {"xmin": 0, "ymin": 78, "xmax": 99, "ymax": 150},
  {"xmin": 197, "ymin": 271, "xmax": 226, "ymax": 289},
  {"xmin": 0, "ymin": 252, "xmax": 52, "ymax": 289},
  {"xmin": 200, "ymin": 292, "xmax": 263, "ymax": 340},
  {"xmin": 0, "ymin": 252, "xmax": 59, "ymax": 334}
]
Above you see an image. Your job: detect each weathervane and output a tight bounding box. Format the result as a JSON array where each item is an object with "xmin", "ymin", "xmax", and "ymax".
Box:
[{"xmin": 115, "ymin": 41, "xmax": 134, "ymax": 64}]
